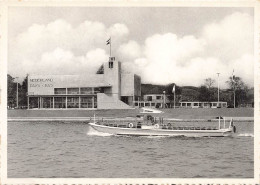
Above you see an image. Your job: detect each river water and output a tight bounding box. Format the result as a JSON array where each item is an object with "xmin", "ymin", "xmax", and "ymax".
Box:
[{"xmin": 8, "ymin": 121, "xmax": 254, "ymax": 178}]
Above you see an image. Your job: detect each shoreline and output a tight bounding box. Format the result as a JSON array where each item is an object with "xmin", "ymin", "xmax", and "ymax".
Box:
[
  {"xmin": 7, "ymin": 108, "xmax": 254, "ymax": 122},
  {"xmin": 8, "ymin": 116, "xmax": 254, "ymax": 122}
]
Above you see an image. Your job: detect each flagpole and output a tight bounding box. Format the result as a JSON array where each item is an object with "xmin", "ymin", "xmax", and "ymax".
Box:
[
  {"xmin": 232, "ymin": 69, "xmax": 235, "ymax": 108},
  {"xmin": 110, "ymin": 37, "xmax": 111, "ymax": 57},
  {"xmin": 174, "ymin": 91, "xmax": 175, "ymax": 109},
  {"xmin": 234, "ymin": 86, "xmax": 236, "ymax": 108}
]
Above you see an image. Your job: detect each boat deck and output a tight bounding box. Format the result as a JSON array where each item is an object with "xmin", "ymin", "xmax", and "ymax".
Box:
[{"xmin": 95, "ymin": 122, "xmax": 219, "ymax": 130}]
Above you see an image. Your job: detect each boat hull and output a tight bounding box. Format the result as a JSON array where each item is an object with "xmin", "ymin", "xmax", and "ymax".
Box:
[{"xmin": 89, "ymin": 123, "xmax": 233, "ymax": 137}]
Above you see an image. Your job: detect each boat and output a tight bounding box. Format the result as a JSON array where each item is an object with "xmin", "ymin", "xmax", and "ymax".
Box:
[{"xmin": 88, "ymin": 108, "xmax": 236, "ymax": 137}]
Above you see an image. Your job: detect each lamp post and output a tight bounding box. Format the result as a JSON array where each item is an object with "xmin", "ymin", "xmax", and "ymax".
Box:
[
  {"xmin": 233, "ymin": 85, "xmax": 236, "ymax": 108},
  {"xmin": 217, "ymin": 73, "xmax": 220, "ymax": 107},
  {"xmin": 15, "ymin": 77, "xmax": 19, "ymax": 109},
  {"xmin": 163, "ymin": 91, "xmax": 166, "ymax": 109}
]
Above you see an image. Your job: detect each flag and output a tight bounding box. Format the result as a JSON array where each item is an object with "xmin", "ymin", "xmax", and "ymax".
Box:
[
  {"xmin": 172, "ymin": 85, "xmax": 176, "ymax": 93},
  {"xmin": 232, "ymin": 69, "xmax": 235, "ymax": 82},
  {"xmin": 106, "ymin": 38, "xmax": 111, "ymax": 45}
]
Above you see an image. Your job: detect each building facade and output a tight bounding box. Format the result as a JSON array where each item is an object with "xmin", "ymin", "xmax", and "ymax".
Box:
[
  {"xmin": 133, "ymin": 94, "xmax": 173, "ymax": 108},
  {"xmin": 179, "ymin": 101, "xmax": 227, "ymax": 108},
  {"xmin": 27, "ymin": 57, "xmax": 141, "ymax": 109}
]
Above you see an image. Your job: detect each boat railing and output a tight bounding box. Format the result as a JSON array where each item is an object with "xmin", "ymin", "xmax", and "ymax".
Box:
[
  {"xmin": 92, "ymin": 117, "xmax": 142, "ymax": 128},
  {"xmin": 91, "ymin": 116, "xmax": 227, "ymax": 130}
]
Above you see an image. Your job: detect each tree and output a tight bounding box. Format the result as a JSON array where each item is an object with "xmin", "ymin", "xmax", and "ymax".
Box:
[
  {"xmin": 202, "ymin": 78, "xmax": 216, "ymax": 102},
  {"xmin": 198, "ymin": 85, "xmax": 210, "ymax": 101},
  {"xmin": 7, "ymin": 74, "xmax": 17, "ymax": 108},
  {"xmin": 204, "ymin": 78, "xmax": 215, "ymax": 89},
  {"xmin": 19, "ymin": 74, "xmax": 28, "ymax": 107},
  {"xmin": 226, "ymin": 76, "xmax": 249, "ymax": 107}
]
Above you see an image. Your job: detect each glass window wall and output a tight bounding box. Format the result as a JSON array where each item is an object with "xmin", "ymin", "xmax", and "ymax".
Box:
[
  {"xmin": 80, "ymin": 87, "xmax": 93, "ymax": 94},
  {"xmin": 54, "ymin": 97, "xmax": 66, "ymax": 108},
  {"xmin": 94, "ymin": 97, "xmax": 97, "ymax": 108},
  {"xmin": 54, "ymin": 88, "xmax": 66, "ymax": 94},
  {"xmin": 67, "ymin": 88, "xmax": 79, "ymax": 94},
  {"xmin": 81, "ymin": 97, "xmax": 93, "ymax": 108},
  {"xmin": 29, "ymin": 97, "xmax": 39, "ymax": 109},
  {"xmin": 67, "ymin": 97, "xmax": 79, "ymax": 108},
  {"xmin": 42, "ymin": 97, "xmax": 53, "ymax": 108}
]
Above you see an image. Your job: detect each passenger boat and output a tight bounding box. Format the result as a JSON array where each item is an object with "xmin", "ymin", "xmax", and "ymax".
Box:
[{"xmin": 88, "ymin": 108, "xmax": 236, "ymax": 137}]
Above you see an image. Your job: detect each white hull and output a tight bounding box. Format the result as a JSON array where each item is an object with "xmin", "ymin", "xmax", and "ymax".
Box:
[{"xmin": 89, "ymin": 122, "xmax": 233, "ymax": 137}]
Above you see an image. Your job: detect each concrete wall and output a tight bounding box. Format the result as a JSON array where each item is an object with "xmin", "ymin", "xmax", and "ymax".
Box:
[
  {"xmin": 134, "ymin": 75, "xmax": 141, "ymax": 96},
  {"xmin": 27, "ymin": 57, "xmax": 141, "ymax": 109},
  {"xmin": 103, "ymin": 57, "xmax": 121, "ymax": 99},
  {"xmin": 97, "ymin": 93, "xmax": 130, "ymax": 109},
  {"xmin": 28, "ymin": 74, "xmax": 104, "ymax": 95},
  {"xmin": 121, "ymin": 73, "xmax": 134, "ymax": 96}
]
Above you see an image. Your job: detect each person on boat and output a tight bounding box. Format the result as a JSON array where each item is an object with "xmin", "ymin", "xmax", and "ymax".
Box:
[{"xmin": 144, "ymin": 114, "xmax": 155, "ymax": 126}]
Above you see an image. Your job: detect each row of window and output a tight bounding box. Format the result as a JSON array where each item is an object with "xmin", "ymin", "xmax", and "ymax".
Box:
[
  {"xmin": 180, "ymin": 102, "xmax": 227, "ymax": 107},
  {"xmin": 29, "ymin": 97, "xmax": 97, "ymax": 109},
  {"xmin": 145, "ymin": 96, "xmax": 163, "ymax": 101},
  {"xmin": 54, "ymin": 87, "xmax": 102, "ymax": 95}
]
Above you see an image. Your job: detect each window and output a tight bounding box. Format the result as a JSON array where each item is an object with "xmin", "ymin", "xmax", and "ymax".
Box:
[
  {"xmin": 81, "ymin": 97, "xmax": 93, "ymax": 108},
  {"xmin": 156, "ymin": 96, "xmax": 162, "ymax": 100},
  {"xmin": 147, "ymin": 96, "xmax": 152, "ymax": 101},
  {"xmin": 54, "ymin": 97, "xmax": 66, "ymax": 108},
  {"xmin": 94, "ymin": 87, "xmax": 101, "ymax": 94},
  {"xmin": 42, "ymin": 97, "xmax": 53, "ymax": 108},
  {"xmin": 109, "ymin": 61, "xmax": 113, "ymax": 68},
  {"xmin": 187, "ymin": 103, "xmax": 191, "ymax": 106},
  {"xmin": 67, "ymin": 97, "xmax": 79, "ymax": 108},
  {"xmin": 80, "ymin": 87, "xmax": 93, "ymax": 94},
  {"xmin": 67, "ymin": 88, "xmax": 79, "ymax": 94},
  {"xmin": 29, "ymin": 97, "xmax": 39, "ymax": 109},
  {"xmin": 54, "ymin": 88, "xmax": 66, "ymax": 94},
  {"xmin": 94, "ymin": 97, "xmax": 97, "ymax": 108}
]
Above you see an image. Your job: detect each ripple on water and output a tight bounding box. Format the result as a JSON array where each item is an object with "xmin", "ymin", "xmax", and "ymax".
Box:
[{"xmin": 7, "ymin": 121, "xmax": 254, "ymax": 178}]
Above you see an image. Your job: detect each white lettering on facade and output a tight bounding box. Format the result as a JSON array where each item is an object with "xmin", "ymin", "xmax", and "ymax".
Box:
[
  {"xmin": 29, "ymin": 78, "xmax": 53, "ymax": 83},
  {"xmin": 29, "ymin": 78, "xmax": 54, "ymax": 88}
]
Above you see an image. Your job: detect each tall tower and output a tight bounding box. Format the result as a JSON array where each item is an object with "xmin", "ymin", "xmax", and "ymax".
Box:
[{"xmin": 103, "ymin": 56, "xmax": 121, "ymax": 98}]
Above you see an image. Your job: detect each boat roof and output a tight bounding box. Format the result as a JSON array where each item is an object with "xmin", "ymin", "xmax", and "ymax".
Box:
[{"xmin": 139, "ymin": 107, "xmax": 164, "ymax": 114}]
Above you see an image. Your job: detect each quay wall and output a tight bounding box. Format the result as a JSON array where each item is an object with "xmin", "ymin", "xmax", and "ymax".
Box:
[{"xmin": 7, "ymin": 108, "xmax": 254, "ymax": 121}]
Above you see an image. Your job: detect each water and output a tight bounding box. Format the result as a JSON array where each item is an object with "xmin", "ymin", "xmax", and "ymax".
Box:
[{"xmin": 8, "ymin": 121, "xmax": 254, "ymax": 178}]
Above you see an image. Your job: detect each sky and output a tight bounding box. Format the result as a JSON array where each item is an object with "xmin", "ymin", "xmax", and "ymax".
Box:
[{"xmin": 8, "ymin": 7, "xmax": 254, "ymax": 88}]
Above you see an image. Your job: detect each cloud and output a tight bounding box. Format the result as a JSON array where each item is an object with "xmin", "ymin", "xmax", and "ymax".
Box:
[
  {"xmin": 9, "ymin": 19, "xmax": 127, "ymax": 80},
  {"xmin": 15, "ymin": 47, "xmax": 108, "ymax": 78},
  {"xmin": 9, "ymin": 12, "xmax": 254, "ymax": 88},
  {"xmin": 202, "ymin": 12, "xmax": 253, "ymax": 61},
  {"xmin": 133, "ymin": 12, "xmax": 254, "ymax": 87},
  {"xmin": 118, "ymin": 40, "xmax": 142, "ymax": 60}
]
